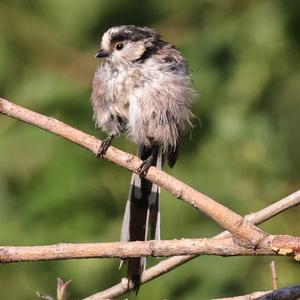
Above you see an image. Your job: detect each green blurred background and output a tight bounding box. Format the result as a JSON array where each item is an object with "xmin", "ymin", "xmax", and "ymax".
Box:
[{"xmin": 0, "ymin": 0, "xmax": 299, "ymax": 299}]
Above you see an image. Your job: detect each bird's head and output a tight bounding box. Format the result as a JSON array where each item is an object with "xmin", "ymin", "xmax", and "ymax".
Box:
[{"xmin": 95, "ymin": 25, "xmax": 159, "ymax": 64}]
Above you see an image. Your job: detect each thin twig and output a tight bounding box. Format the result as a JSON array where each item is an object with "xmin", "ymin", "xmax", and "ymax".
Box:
[
  {"xmin": 0, "ymin": 97, "xmax": 266, "ymax": 245},
  {"xmin": 84, "ymin": 191, "xmax": 300, "ymax": 299},
  {"xmin": 270, "ymin": 261, "xmax": 278, "ymax": 290}
]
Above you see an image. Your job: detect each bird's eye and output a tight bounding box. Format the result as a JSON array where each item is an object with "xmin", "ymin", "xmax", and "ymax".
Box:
[{"xmin": 115, "ymin": 43, "xmax": 124, "ymax": 50}]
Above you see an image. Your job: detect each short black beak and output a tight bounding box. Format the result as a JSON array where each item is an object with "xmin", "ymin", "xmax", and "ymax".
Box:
[{"xmin": 95, "ymin": 49, "xmax": 109, "ymax": 58}]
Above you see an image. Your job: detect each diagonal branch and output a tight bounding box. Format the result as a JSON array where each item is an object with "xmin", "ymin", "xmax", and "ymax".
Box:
[
  {"xmin": 86, "ymin": 191, "xmax": 300, "ymax": 299},
  {"xmin": 0, "ymin": 97, "xmax": 266, "ymax": 244}
]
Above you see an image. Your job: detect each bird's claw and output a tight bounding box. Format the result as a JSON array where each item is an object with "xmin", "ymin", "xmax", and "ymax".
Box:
[
  {"xmin": 137, "ymin": 157, "xmax": 153, "ymax": 176},
  {"xmin": 96, "ymin": 137, "xmax": 113, "ymax": 157}
]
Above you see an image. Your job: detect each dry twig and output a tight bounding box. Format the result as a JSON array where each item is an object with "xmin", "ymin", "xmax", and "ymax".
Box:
[{"xmin": 270, "ymin": 261, "xmax": 278, "ymax": 290}]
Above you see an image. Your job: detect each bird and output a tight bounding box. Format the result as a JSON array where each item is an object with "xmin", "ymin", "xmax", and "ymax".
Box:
[{"xmin": 91, "ymin": 25, "xmax": 195, "ymax": 292}]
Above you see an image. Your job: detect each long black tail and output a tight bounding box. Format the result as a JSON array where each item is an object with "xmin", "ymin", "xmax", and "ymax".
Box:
[{"xmin": 120, "ymin": 145, "xmax": 162, "ymax": 292}]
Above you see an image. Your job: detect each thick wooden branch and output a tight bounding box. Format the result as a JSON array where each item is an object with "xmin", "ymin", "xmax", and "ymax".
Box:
[
  {"xmin": 0, "ymin": 235, "xmax": 299, "ymax": 263},
  {"xmin": 213, "ymin": 284, "xmax": 300, "ymax": 300},
  {"xmin": 86, "ymin": 191, "xmax": 300, "ymax": 299},
  {"xmin": 0, "ymin": 97, "xmax": 267, "ymax": 244}
]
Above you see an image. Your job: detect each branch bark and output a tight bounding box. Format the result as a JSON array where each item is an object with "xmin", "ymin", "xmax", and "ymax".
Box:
[{"xmin": 0, "ymin": 97, "xmax": 267, "ymax": 245}]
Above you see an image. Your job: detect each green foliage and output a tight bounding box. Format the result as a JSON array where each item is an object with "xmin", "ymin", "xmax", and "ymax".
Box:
[{"xmin": 0, "ymin": 1, "xmax": 299, "ymax": 299}]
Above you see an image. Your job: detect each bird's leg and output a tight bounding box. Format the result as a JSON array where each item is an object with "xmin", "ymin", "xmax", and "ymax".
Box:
[
  {"xmin": 137, "ymin": 146, "xmax": 158, "ymax": 176},
  {"xmin": 96, "ymin": 134, "xmax": 116, "ymax": 157}
]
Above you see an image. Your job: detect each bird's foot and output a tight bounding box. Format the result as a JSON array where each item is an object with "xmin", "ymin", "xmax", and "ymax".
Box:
[
  {"xmin": 96, "ymin": 135, "xmax": 114, "ymax": 158},
  {"xmin": 137, "ymin": 156, "xmax": 154, "ymax": 176}
]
